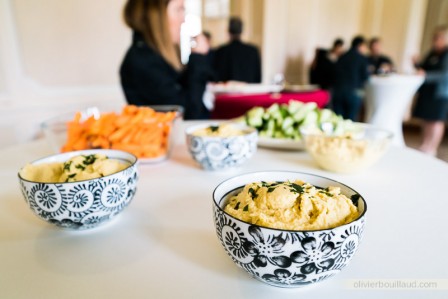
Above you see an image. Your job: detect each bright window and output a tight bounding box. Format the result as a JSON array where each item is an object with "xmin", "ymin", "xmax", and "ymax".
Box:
[{"xmin": 180, "ymin": 0, "xmax": 202, "ymax": 64}]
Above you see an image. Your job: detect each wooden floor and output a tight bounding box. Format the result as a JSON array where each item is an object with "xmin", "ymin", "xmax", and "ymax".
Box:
[{"xmin": 403, "ymin": 125, "xmax": 448, "ymax": 162}]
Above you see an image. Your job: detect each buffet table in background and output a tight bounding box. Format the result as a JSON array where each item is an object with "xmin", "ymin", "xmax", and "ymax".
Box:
[
  {"xmin": 365, "ymin": 74, "xmax": 424, "ymax": 146},
  {"xmin": 0, "ymin": 121, "xmax": 447, "ymax": 299},
  {"xmin": 211, "ymin": 90, "xmax": 330, "ymax": 119}
]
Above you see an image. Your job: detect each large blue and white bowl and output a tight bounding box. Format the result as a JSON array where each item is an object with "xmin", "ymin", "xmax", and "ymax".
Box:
[
  {"xmin": 185, "ymin": 123, "xmax": 257, "ymax": 171},
  {"xmin": 213, "ymin": 171, "xmax": 366, "ymax": 288},
  {"xmin": 18, "ymin": 149, "xmax": 138, "ymax": 230}
]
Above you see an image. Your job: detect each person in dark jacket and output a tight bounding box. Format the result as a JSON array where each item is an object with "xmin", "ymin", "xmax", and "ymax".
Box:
[
  {"xmin": 368, "ymin": 37, "xmax": 394, "ymax": 74},
  {"xmin": 413, "ymin": 25, "xmax": 448, "ymax": 156},
  {"xmin": 332, "ymin": 36, "xmax": 369, "ymax": 121},
  {"xmin": 120, "ymin": 0, "xmax": 210, "ymax": 120},
  {"xmin": 310, "ymin": 38, "xmax": 344, "ymax": 89},
  {"xmin": 213, "ymin": 17, "xmax": 261, "ymax": 83}
]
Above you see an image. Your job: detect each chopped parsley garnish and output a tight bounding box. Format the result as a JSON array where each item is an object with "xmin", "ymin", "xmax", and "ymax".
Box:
[
  {"xmin": 64, "ymin": 172, "xmax": 77, "ymax": 182},
  {"xmin": 75, "ymin": 164, "xmax": 85, "ymax": 171},
  {"xmin": 319, "ymin": 190, "xmax": 333, "ymax": 197},
  {"xmin": 82, "ymin": 155, "xmax": 97, "ymax": 165},
  {"xmin": 248, "ymin": 187, "xmax": 258, "ymax": 199},
  {"xmin": 267, "ymin": 187, "xmax": 276, "ymax": 193},
  {"xmin": 234, "ymin": 202, "xmax": 240, "ymax": 210},
  {"xmin": 289, "ymin": 183, "xmax": 304, "ymax": 194},
  {"xmin": 63, "ymin": 161, "xmax": 72, "ymax": 171},
  {"xmin": 65, "ymin": 173, "xmax": 77, "ymax": 182},
  {"xmin": 243, "ymin": 205, "xmax": 249, "ymax": 212},
  {"xmin": 314, "ymin": 186, "xmax": 333, "ymax": 197},
  {"xmin": 209, "ymin": 125, "xmax": 219, "ymax": 133},
  {"xmin": 351, "ymin": 194, "xmax": 360, "ymax": 205}
]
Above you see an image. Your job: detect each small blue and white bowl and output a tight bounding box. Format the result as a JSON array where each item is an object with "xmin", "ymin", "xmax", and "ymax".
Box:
[
  {"xmin": 18, "ymin": 149, "xmax": 138, "ymax": 230},
  {"xmin": 213, "ymin": 171, "xmax": 366, "ymax": 288},
  {"xmin": 185, "ymin": 123, "xmax": 257, "ymax": 171}
]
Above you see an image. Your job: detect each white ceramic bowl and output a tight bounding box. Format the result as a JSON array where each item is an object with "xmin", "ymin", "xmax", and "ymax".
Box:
[
  {"xmin": 185, "ymin": 123, "xmax": 257, "ymax": 170},
  {"xmin": 213, "ymin": 171, "xmax": 366, "ymax": 288},
  {"xmin": 18, "ymin": 149, "xmax": 138, "ymax": 230}
]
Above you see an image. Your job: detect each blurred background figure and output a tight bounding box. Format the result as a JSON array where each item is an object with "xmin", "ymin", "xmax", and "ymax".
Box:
[
  {"xmin": 368, "ymin": 37, "xmax": 394, "ymax": 74},
  {"xmin": 202, "ymin": 30, "xmax": 218, "ymax": 82},
  {"xmin": 332, "ymin": 36, "xmax": 369, "ymax": 121},
  {"xmin": 203, "ymin": 31, "xmax": 215, "ymax": 67},
  {"xmin": 412, "ymin": 25, "xmax": 448, "ymax": 156},
  {"xmin": 213, "ymin": 16, "xmax": 262, "ymax": 83},
  {"xmin": 328, "ymin": 38, "xmax": 345, "ymax": 61},
  {"xmin": 120, "ymin": 0, "xmax": 211, "ymax": 120},
  {"xmin": 310, "ymin": 38, "xmax": 344, "ymax": 90}
]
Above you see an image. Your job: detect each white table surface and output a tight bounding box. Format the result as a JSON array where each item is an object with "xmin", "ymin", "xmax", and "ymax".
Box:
[{"xmin": 1, "ymin": 121, "xmax": 448, "ymax": 299}]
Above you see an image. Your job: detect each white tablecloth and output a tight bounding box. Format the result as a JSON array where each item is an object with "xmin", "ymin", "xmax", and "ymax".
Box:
[
  {"xmin": 365, "ymin": 74, "xmax": 424, "ymax": 146},
  {"xmin": 0, "ymin": 121, "xmax": 447, "ymax": 299}
]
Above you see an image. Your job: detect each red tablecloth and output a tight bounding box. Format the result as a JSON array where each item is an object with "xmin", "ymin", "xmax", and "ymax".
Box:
[{"xmin": 211, "ymin": 90, "xmax": 330, "ymax": 119}]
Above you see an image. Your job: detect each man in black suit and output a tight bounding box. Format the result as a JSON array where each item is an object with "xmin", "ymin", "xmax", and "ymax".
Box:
[
  {"xmin": 332, "ymin": 36, "xmax": 369, "ymax": 121},
  {"xmin": 213, "ymin": 17, "xmax": 262, "ymax": 83}
]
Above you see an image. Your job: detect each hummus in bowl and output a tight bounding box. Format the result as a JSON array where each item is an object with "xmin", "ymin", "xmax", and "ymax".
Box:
[
  {"xmin": 18, "ymin": 149, "xmax": 138, "ymax": 230},
  {"xmin": 20, "ymin": 154, "xmax": 128, "ymax": 183},
  {"xmin": 224, "ymin": 180, "xmax": 358, "ymax": 231},
  {"xmin": 186, "ymin": 123, "xmax": 257, "ymax": 170},
  {"xmin": 301, "ymin": 123, "xmax": 393, "ymax": 173},
  {"xmin": 213, "ymin": 171, "xmax": 366, "ymax": 288},
  {"xmin": 191, "ymin": 123, "xmax": 246, "ymax": 137}
]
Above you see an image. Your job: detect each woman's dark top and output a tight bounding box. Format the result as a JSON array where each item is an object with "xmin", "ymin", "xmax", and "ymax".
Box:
[
  {"xmin": 309, "ymin": 48, "xmax": 337, "ymax": 89},
  {"xmin": 413, "ymin": 48, "xmax": 448, "ymax": 121},
  {"xmin": 120, "ymin": 32, "xmax": 210, "ymax": 120}
]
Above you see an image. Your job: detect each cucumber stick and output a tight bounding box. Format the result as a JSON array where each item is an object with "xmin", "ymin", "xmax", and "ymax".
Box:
[{"xmin": 244, "ymin": 101, "xmax": 345, "ymax": 140}]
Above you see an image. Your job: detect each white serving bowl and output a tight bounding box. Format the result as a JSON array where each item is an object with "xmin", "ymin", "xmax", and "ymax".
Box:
[
  {"xmin": 213, "ymin": 171, "xmax": 366, "ymax": 288},
  {"xmin": 185, "ymin": 123, "xmax": 257, "ymax": 171},
  {"xmin": 18, "ymin": 149, "xmax": 138, "ymax": 230}
]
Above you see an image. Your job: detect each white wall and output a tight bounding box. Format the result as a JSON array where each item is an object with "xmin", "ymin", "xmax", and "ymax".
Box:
[
  {"xmin": 262, "ymin": 0, "xmax": 428, "ymax": 84},
  {"xmin": 0, "ymin": 0, "xmax": 130, "ymax": 148}
]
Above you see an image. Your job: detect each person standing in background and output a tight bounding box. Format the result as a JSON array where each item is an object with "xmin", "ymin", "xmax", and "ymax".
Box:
[
  {"xmin": 328, "ymin": 38, "xmax": 345, "ymax": 62},
  {"xmin": 413, "ymin": 25, "xmax": 448, "ymax": 156},
  {"xmin": 332, "ymin": 36, "xmax": 369, "ymax": 121},
  {"xmin": 202, "ymin": 31, "xmax": 218, "ymax": 82},
  {"xmin": 120, "ymin": 0, "xmax": 211, "ymax": 120},
  {"xmin": 213, "ymin": 17, "xmax": 262, "ymax": 83},
  {"xmin": 368, "ymin": 37, "xmax": 394, "ymax": 74},
  {"xmin": 310, "ymin": 38, "xmax": 344, "ymax": 90}
]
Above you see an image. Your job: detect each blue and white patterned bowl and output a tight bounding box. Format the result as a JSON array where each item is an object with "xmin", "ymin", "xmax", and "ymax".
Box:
[
  {"xmin": 18, "ymin": 149, "xmax": 138, "ymax": 230},
  {"xmin": 213, "ymin": 171, "xmax": 366, "ymax": 288},
  {"xmin": 185, "ymin": 123, "xmax": 257, "ymax": 170}
]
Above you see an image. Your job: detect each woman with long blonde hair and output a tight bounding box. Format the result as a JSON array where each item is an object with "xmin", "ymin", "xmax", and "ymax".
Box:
[{"xmin": 120, "ymin": 0, "xmax": 210, "ymax": 119}]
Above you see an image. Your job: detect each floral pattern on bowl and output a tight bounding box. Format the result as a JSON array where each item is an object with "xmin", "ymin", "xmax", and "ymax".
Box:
[
  {"xmin": 18, "ymin": 149, "xmax": 138, "ymax": 230},
  {"xmin": 186, "ymin": 123, "xmax": 257, "ymax": 171},
  {"xmin": 213, "ymin": 171, "xmax": 366, "ymax": 288}
]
